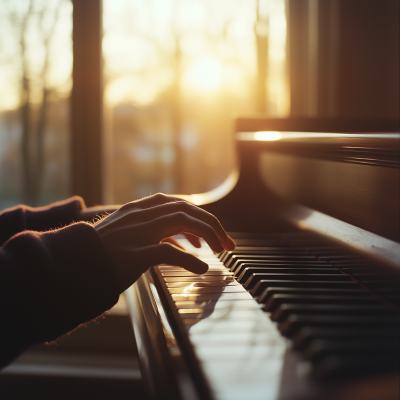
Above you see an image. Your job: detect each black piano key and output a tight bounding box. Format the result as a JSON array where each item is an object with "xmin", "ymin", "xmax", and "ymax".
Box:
[
  {"xmin": 221, "ymin": 249, "xmax": 308, "ymax": 264},
  {"xmin": 383, "ymin": 294, "xmax": 400, "ymax": 304},
  {"xmin": 237, "ymin": 267, "xmax": 340, "ymax": 284},
  {"xmin": 323, "ymin": 260, "xmax": 365, "ymax": 266},
  {"xmin": 353, "ymin": 272, "xmax": 400, "ymax": 279},
  {"xmin": 223, "ymin": 247, "xmax": 305, "ymax": 258},
  {"xmin": 263, "ymin": 294, "xmax": 382, "ymax": 312},
  {"xmin": 271, "ymin": 304, "xmax": 395, "ymax": 322},
  {"xmin": 302, "ymin": 339, "xmax": 397, "ymax": 362},
  {"xmin": 232, "ymin": 260, "xmax": 329, "ymax": 275},
  {"xmin": 244, "ymin": 273, "xmax": 350, "ymax": 291},
  {"xmin": 257, "ymin": 287, "xmax": 370, "ymax": 304},
  {"xmin": 317, "ymin": 255, "xmax": 360, "ymax": 262},
  {"xmin": 225, "ymin": 255, "xmax": 320, "ymax": 270},
  {"xmin": 218, "ymin": 251, "xmax": 227, "ymax": 261},
  {"xmin": 312, "ymin": 355, "xmax": 400, "ymax": 380},
  {"xmin": 251, "ymin": 280, "xmax": 359, "ymax": 297},
  {"xmin": 361, "ymin": 280, "xmax": 400, "ymax": 290},
  {"xmin": 233, "ymin": 263, "xmax": 330, "ymax": 277},
  {"xmin": 340, "ymin": 267, "xmax": 378, "ymax": 274},
  {"xmin": 228, "ymin": 239, "xmax": 285, "ymax": 247},
  {"xmin": 292, "ymin": 326, "xmax": 400, "ymax": 350},
  {"xmin": 278, "ymin": 314, "xmax": 399, "ymax": 337},
  {"xmin": 231, "ymin": 260, "xmax": 330, "ymax": 275}
]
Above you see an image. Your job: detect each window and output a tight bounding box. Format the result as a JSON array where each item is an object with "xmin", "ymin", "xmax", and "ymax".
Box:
[
  {"xmin": 0, "ymin": 0, "xmax": 72, "ymax": 208},
  {"xmin": 102, "ymin": 0, "xmax": 288, "ymax": 203},
  {"xmin": 0, "ymin": 0, "xmax": 289, "ymax": 208}
]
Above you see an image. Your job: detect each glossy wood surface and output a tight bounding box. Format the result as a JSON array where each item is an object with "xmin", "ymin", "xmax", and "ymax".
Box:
[
  {"xmin": 126, "ymin": 119, "xmax": 400, "ymax": 400},
  {"xmin": 126, "ymin": 271, "xmax": 202, "ymax": 400},
  {"xmin": 260, "ymin": 152, "xmax": 400, "ymax": 243}
]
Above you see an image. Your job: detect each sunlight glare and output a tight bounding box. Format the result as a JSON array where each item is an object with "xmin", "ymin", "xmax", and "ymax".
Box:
[
  {"xmin": 254, "ymin": 131, "xmax": 282, "ymax": 141},
  {"xmin": 184, "ymin": 57, "xmax": 223, "ymax": 92}
]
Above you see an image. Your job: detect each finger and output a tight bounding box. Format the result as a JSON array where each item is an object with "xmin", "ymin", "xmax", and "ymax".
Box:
[
  {"xmin": 161, "ymin": 237, "xmax": 185, "ymax": 250},
  {"xmin": 134, "ymin": 243, "xmax": 208, "ymax": 274},
  {"xmin": 142, "ymin": 212, "xmax": 225, "ymax": 253},
  {"xmin": 184, "ymin": 233, "xmax": 202, "ymax": 248},
  {"xmin": 126, "ymin": 201, "xmax": 235, "ymax": 250},
  {"xmin": 124, "ymin": 193, "xmax": 192, "ymax": 211}
]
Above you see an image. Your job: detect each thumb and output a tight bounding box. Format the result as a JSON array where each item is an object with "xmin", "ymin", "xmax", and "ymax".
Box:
[{"xmin": 134, "ymin": 243, "xmax": 208, "ymax": 275}]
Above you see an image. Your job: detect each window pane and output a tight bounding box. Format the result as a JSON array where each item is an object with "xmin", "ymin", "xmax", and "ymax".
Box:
[
  {"xmin": 103, "ymin": 0, "xmax": 288, "ymax": 203},
  {"xmin": 0, "ymin": 0, "xmax": 72, "ymax": 208}
]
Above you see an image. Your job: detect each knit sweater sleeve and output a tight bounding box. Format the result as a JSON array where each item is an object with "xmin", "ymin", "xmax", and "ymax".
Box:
[
  {"xmin": 0, "ymin": 220, "xmax": 120, "ymax": 369},
  {"xmin": 0, "ymin": 196, "xmax": 86, "ymax": 247}
]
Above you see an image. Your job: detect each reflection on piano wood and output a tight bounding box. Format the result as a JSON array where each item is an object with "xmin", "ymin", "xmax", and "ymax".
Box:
[{"xmin": 126, "ymin": 118, "xmax": 400, "ymax": 400}]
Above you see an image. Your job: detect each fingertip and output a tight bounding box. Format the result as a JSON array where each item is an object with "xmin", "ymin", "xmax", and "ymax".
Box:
[
  {"xmin": 185, "ymin": 233, "xmax": 202, "ymax": 248},
  {"xmin": 188, "ymin": 260, "xmax": 208, "ymax": 274},
  {"xmin": 221, "ymin": 236, "xmax": 235, "ymax": 251},
  {"xmin": 196, "ymin": 261, "xmax": 209, "ymax": 275},
  {"xmin": 227, "ymin": 235, "xmax": 236, "ymax": 250}
]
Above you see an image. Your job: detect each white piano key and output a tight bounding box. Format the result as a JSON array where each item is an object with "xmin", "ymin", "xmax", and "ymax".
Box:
[
  {"xmin": 174, "ymin": 299, "xmax": 260, "ymax": 310},
  {"xmin": 170, "ymin": 292, "xmax": 252, "ymax": 301},
  {"xmin": 159, "ymin": 266, "xmax": 228, "ymax": 272},
  {"xmin": 166, "ymin": 281, "xmax": 239, "ymax": 288},
  {"xmin": 161, "ymin": 271, "xmax": 233, "ymax": 277},
  {"xmin": 168, "ymin": 286, "xmax": 246, "ymax": 294},
  {"xmin": 178, "ymin": 308, "xmax": 269, "ymax": 321},
  {"xmin": 189, "ymin": 330, "xmax": 280, "ymax": 346},
  {"xmin": 184, "ymin": 319, "xmax": 271, "ymax": 331},
  {"xmin": 158, "ymin": 238, "xmax": 287, "ymax": 400},
  {"xmin": 201, "ymin": 358, "xmax": 285, "ymax": 400},
  {"xmin": 164, "ymin": 276, "xmax": 235, "ymax": 282},
  {"xmin": 195, "ymin": 343, "xmax": 285, "ymax": 361}
]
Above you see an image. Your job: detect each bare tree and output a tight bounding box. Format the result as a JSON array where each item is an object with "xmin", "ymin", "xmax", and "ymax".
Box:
[
  {"xmin": 107, "ymin": 0, "xmax": 236, "ymax": 194},
  {"xmin": 3, "ymin": 0, "xmax": 63, "ymax": 205},
  {"xmin": 33, "ymin": 2, "xmax": 62, "ymax": 202},
  {"xmin": 254, "ymin": 0, "xmax": 270, "ymax": 113}
]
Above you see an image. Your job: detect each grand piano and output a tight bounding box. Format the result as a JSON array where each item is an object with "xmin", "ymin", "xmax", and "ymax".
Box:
[{"xmin": 125, "ymin": 117, "xmax": 400, "ymax": 400}]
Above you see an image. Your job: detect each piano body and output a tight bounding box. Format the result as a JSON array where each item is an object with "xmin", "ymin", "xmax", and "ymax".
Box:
[{"xmin": 125, "ymin": 118, "xmax": 400, "ymax": 400}]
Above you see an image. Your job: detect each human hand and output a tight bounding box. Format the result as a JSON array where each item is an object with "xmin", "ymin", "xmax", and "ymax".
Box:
[{"xmin": 94, "ymin": 193, "xmax": 235, "ymax": 292}]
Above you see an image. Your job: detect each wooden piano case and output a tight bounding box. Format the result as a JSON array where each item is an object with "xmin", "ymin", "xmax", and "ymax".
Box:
[{"xmin": 126, "ymin": 117, "xmax": 400, "ymax": 400}]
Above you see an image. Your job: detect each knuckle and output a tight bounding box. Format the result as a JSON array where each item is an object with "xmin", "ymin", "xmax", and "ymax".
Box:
[
  {"xmin": 154, "ymin": 193, "xmax": 166, "ymax": 201},
  {"xmin": 175, "ymin": 211, "xmax": 188, "ymax": 222},
  {"xmin": 120, "ymin": 203, "xmax": 133, "ymax": 212},
  {"xmin": 175, "ymin": 201, "xmax": 191, "ymax": 212},
  {"xmin": 159, "ymin": 243, "xmax": 174, "ymax": 255}
]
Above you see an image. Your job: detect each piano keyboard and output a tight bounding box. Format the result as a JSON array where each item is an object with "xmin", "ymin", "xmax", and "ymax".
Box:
[{"xmin": 152, "ymin": 232, "xmax": 399, "ymax": 400}]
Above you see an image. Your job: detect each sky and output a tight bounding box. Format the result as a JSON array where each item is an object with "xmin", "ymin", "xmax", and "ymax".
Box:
[
  {"xmin": 0, "ymin": 0, "xmax": 288, "ymax": 113},
  {"xmin": 0, "ymin": 0, "xmax": 72, "ymax": 110}
]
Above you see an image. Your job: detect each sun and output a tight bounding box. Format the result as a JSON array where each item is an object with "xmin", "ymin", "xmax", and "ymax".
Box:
[{"xmin": 184, "ymin": 57, "xmax": 224, "ymax": 92}]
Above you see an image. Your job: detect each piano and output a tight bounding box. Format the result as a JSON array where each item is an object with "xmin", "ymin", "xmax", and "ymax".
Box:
[{"xmin": 125, "ymin": 118, "xmax": 400, "ymax": 400}]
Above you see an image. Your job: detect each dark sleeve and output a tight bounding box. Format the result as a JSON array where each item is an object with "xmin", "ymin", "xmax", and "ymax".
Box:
[
  {"xmin": 0, "ymin": 196, "xmax": 86, "ymax": 247},
  {"xmin": 0, "ymin": 222, "xmax": 120, "ymax": 369}
]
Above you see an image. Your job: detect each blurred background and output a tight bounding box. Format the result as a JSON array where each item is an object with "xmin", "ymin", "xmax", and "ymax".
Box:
[
  {"xmin": 0, "ymin": 0, "xmax": 398, "ymax": 209},
  {"xmin": 0, "ymin": 0, "xmax": 288, "ymax": 208},
  {"xmin": 0, "ymin": 1, "xmax": 398, "ymax": 398}
]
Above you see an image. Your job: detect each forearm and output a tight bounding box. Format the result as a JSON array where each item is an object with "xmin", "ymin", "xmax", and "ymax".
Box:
[
  {"xmin": 0, "ymin": 196, "xmax": 86, "ymax": 246},
  {"xmin": 0, "ymin": 222, "xmax": 120, "ymax": 369}
]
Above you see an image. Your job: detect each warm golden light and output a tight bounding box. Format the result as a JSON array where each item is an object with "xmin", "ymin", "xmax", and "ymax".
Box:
[
  {"xmin": 254, "ymin": 131, "xmax": 282, "ymax": 141},
  {"xmin": 184, "ymin": 57, "xmax": 223, "ymax": 92}
]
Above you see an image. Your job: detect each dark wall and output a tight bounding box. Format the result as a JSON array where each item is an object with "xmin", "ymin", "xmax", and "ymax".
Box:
[{"xmin": 287, "ymin": 0, "xmax": 399, "ymax": 120}]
